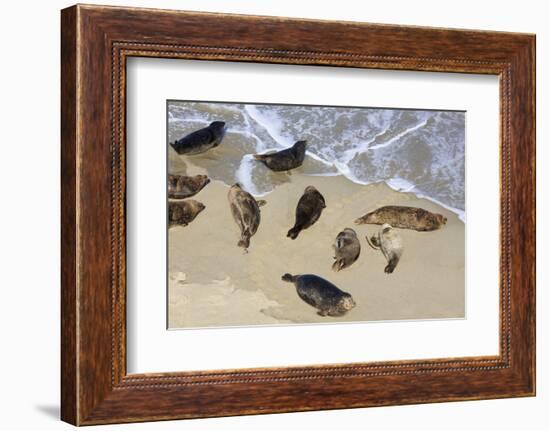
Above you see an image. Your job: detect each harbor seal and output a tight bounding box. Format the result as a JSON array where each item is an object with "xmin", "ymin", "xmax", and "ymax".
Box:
[
  {"xmin": 168, "ymin": 174, "xmax": 210, "ymax": 199},
  {"xmin": 281, "ymin": 273, "xmax": 356, "ymax": 316},
  {"xmin": 253, "ymin": 140, "xmax": 307, "ymax": 171},
  {"xmin": 169, "ymin": 121, "xmax": 226, "ymax": 155},
  {"xmin": 227, "ymin": 183, "xmax": 264, "ymax": 249},
  {"xmin": 287, "ymin": 186, "xmax": 326, "ymax": 239},
  {"xmin": 332, "ymin": 228, "xmax": 361, "ymax": 272},
  {"xmin": 168, "ymin": 200, "xmax": 205, "ymax": 228},
  {"xmin": 366, "ymin": 223, "xmax": 403, "ymax": 273},
  {"xmin": 355, "ymin": 205, "xmax": 447, "ymax": 232}
]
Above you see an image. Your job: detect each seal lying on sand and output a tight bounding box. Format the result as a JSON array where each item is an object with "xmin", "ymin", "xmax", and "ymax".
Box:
[
  {"xmin": 282, "ymin": 273, "xmax": 356, "ymax": 317},
  {"xmin": 169, "ymin": 121, "xmax": 226, "ymax": 155},
  {"xmin": 168, "ymin": 200, "xmax": 205, "ymax": 228},
  {"xmin": 253, "ymin": 140, "xmax": 307, "ymax": 171},
  {"xmin": 366, "ymin": 223, "xmax": 403, "ymax": 274},
  {"xmin": 227, "ymin": 183, "xmax": 266, "ymax": 250},
  {"xmin": 332, "ymin": 228, "xmax": 361, "ymax": 272},
  {"xmin": 168, "ymin": 174, "xmax": 210, "ymax": 199},
  {"xmin": 287, "ymin": 186, "xmax": 326, "ymax": 239},
  {"xmin": 355, "ymin": 205, "xmax": 447, "ymax": 232}
]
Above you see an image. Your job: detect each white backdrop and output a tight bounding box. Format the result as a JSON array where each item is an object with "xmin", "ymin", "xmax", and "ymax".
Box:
[
  {"xmin": 127, "ymin": 59, "xmax": 499, "ymax": 373},
  {"xmin": 0, "ymin": 0, "xmax": 547, "ymax": 430}
]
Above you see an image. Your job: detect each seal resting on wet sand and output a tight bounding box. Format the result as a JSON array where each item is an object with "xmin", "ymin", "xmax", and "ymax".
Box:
[
  {"xmin": 167, "ymin": 174, "xmax": 210, "ymax": 199},
  {"xmin": 169, "ymin": 121, "xmax": 226, "ymax": 155},
  {"xmin": 287, "ymin": 186, "xmax": 326, "ymax": 239},
  {"xmin": 168, "ymin": 200, "xmax": 205, "ymax": 228},
  {"xmin": 332, "ymin": 228, "xmax": 361, "ymax": 272},
  {"xmin": 227, "ymin": 183, "xmax": 266, "ymax": 250},
  {"xmin": 355, "ymin": 205, "xmax": 447, "ymax": 232},
  {"xmin": 253, "ymin": 140, "xmax": 307, "ymax": 171},
  {"xmin": 282, "ymin": 273, "xmax": 356, "ymax": 317},
  {"xmin": 366, "ymin": 223, "xmax": 404, "ymax": 274}
]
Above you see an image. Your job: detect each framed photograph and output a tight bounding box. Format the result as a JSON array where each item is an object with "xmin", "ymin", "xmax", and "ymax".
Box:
[{"xmin": 61, "ymin": 4, "xmax": 536, "ymax": 425}]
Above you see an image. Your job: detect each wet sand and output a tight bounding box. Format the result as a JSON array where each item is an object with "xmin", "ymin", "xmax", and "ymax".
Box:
[{"xmin": 168, "ymin": 158, "xmax": 465, "ymax": 329}]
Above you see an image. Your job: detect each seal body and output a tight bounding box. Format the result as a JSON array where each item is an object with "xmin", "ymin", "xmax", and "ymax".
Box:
[
  {"xmin": 169, "ymin": 121, "xmax": 226, "ymax": 155},
  {"xmin": 287, "ymin": 186, "xmax": 326, "ymax": 239},
  {"xmin": 282, "ymin": 273, "xmax": 356, "ymax": 316},
  {"xmin": 332, "ymin": 228, "xmax": 361, "ymax": 271},
  {"xmin": 227, "ymin": 183, "xmax": 262, "ymax": 249},
  {"xmin": 355, "ymin": 205, "xmax": 447, "ymax": 232},
  {"xmin": 168, "ymin": 200, "xmax": 205, "ymax": 228},
  {"xmin": 253, "ymin": 140, "xmax": 307, "ymax": 171},
  {"xmin": 367, "ymin": 224, "xmax": 403, "ymax": 273},
  {"xmin": 168, "ymin": 174, "xmax": 210, "ymax": 199}
]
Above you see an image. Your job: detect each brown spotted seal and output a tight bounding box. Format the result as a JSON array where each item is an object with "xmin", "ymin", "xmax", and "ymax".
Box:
[
  {"xmin": 366, "ymin": 223, "xmax": 403, "ymax": 273},
  {"xmin": 282, "ymin": 273, "xmax": 356, "ymax": 317},
  {"xmin": 332, "ymin": 228, "xmax": 361, "ymax": 272},
  {"xmin": 253, "ymin": 140, "xmax": 307, "ymax": 171},
  {"xmin": 168, "ymin": 174, "xmax": 210, "ymax": 199},
  {"xmin": 168, "ymin": 200, "xmax": 205, "ymax": 228},
  {"xmin": 287, "ymin": 186, "xmax": 326, "ymax": 239},
  {"xmin": 355, "ymin": 205, "xmax": 447, "ymax": 232},
  {"xmin": 227, "ymin": 183, "xmax": 266, "ymax": 250},
  {"xmin": 169, "ymin": 121, "xmax": 226, "ymax": 155}
]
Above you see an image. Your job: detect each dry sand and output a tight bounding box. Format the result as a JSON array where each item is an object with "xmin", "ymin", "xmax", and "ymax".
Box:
[{"xmin": 168, "ymin": 161, "xmax": 465, "ymax": 329}]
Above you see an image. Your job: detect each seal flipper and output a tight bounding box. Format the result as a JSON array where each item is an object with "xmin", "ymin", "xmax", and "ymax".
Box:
[
  {"xmin": 384, "ymin": 255, "xmax": 400, "ymax": 274},
  {"xmin": 331, "ymin": 259, "xmax": 345, "ymax": 272},
  {"xmin": 287, "ymin": 226, "xmax": 300, "ymax": 240},
  {"xmin": 256, "ymin": 200, "xmax": 267, "ymax": 207}
]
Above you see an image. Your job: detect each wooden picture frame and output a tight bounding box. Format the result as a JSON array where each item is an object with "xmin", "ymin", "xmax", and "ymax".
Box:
[{"xmin": 61, "ymin": 4, "xmax": 535, "ymax": 425}]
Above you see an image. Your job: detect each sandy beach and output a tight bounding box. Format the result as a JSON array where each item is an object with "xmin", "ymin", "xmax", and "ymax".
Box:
[{"xmin": 168, "ymin": 157, "xmax": 465, "ymax": 329}]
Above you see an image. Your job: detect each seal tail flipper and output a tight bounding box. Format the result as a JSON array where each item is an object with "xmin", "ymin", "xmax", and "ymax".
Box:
[
  {"xmin": 281, "ymin": 273, "xmax": 296, "ymax": 283},
  {"xmin": 287, "ymin": 226, "xmax": 300, "ymax": 240},
  {"xmin": 238, "ymin": 231, "xmax": 251, "ymax": 249},
  {"xmin": 332, "ymin": 259, "xmax": 344, "ymax": 272},
  {"xmin": 384, "ymin": 256, "xmax": 400, "ymax": 274},
  {"xmin": 253, "ymin": 154, "xmax": 267, "ymax": 161}
]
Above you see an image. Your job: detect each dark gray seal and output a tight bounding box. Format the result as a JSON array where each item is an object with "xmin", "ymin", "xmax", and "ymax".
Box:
[
  {"xmin": 366, "ymin": 223, "xmax": 404, "ymax": 273},
  {"xmin": 281, "ymin": 273, "xmax": 356, "ymax": 316},
  {"xmin": 169, "ymin": 121, "xmax": 226, "ymax": 155},
  {"xmin": 253, "ymin": 140, "xmax": 307, "ymax": 171},
  {"xmin": 332, "ymin": 228, "xmax": 361, "ymax": 272},
  {"xmin": 355, "ymin": 205, "xmax": 447, "ymax": 232},
  {"xmin": 168, "ymin": 200, "xmax": 205, "ymax": 228},
  {"xmin": 287, "ymin": 186, "xmax": 326, "ymax": 239},
  {"xmin": 227, "ymin": 183, "xmax": 265, "ymax": 250},
  {"xmin": 168, "ymin": 174, "xmax": 210, "ymax": 199}
]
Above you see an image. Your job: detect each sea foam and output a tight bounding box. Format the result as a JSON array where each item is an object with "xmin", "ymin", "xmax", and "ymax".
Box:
[{"xmin": 168, "ymin": 102, "xmax": 466, "ymax": 221}]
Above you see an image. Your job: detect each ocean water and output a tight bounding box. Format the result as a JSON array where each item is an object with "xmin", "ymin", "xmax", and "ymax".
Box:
[{"xmin": 168, "ymin": 101, "xmax": 465, "ymax": 221}]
